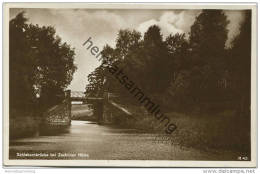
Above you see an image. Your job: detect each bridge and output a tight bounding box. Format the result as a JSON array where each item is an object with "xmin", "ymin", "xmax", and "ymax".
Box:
[
  {"xmin": 43, "ymin": 90, "xmax": 134, "ymax": 127},
  {"xmin": 70, "ymin": 91, "xmax": 103, "ymax": 102}
]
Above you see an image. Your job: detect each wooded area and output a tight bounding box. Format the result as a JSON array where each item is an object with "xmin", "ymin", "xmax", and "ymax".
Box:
[{"xmin": 86, "ymin": 10, "xmax": 251, "ymax": 117}]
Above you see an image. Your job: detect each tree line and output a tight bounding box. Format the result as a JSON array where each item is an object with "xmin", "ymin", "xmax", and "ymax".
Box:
[
  {"xmin": 10, "ymin": 12, "xmax": 77, "ymax": 117},
  {"xmin": 86, "ymin": 10, "xmax": 251, "ymax": 116}
]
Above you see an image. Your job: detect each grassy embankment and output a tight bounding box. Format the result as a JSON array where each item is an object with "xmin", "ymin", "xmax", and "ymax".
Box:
[
  {"xmin": 9, "ymin": 114, "xmax": 41, "ymax": 139},
  {"xmin": 165, "ymin": 111, "xmax": 250, "ymax": 153},
  {"xmin": 113, "ymin": 102, "xmax": 250, "ymax": 155}
]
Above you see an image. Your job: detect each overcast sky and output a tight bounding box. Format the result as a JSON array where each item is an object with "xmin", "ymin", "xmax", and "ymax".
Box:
[{"xmin": 10, "ymin": 8, "xmax": 245, "ymax": 92}]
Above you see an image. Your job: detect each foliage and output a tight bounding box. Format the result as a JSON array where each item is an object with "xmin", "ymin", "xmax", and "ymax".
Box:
[
  {"xmin": 187, "ymin": 10, "xmax": 229, "ymax": 102},
  {"xmin": 86, "ymin": 10, "xmax": 251, "ymax": 116},
  {"xmin": 10, "ymin": 12, "xmax": 35, "ymax": 113},
  {"xmin": 10, "ymin": 12, "xmax": 77, "ymax": 115},
  {"xmin": 86, "ymin": 66, "xmax": 105, "ymax": 97},
  {"xmin": 228, "ymin": 11, "xmax": 251, "ymax": 117}
]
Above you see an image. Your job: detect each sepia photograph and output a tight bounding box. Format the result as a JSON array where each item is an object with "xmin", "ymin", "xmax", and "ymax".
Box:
[{"xmin": 3, "ymin": 3, "xmax": 257, "ymax": 167}]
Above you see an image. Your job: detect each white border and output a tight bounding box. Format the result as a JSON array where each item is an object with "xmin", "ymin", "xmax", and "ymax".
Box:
[{"xmin": 3, "ymin": 2, "xmax": 257, "ymax": 167}]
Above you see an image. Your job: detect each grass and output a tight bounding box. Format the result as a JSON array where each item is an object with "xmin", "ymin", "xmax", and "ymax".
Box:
[
  {"xmin": 120, "ymin": 104, "xmax": 250, "ymax": 155},
  {"xmin": 9, "ymin": 115, "xmax": 40, "ymax": 139},
  {"xmin": 166, "ymin": 111, "xmax": 250, "ymax": 154},
  {"xmin": 71, "ymin": 104, "xmax": 96, "ymax": 121}
]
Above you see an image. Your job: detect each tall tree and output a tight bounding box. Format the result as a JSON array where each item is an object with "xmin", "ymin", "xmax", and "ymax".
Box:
[
  {"xmin": 86, "ymin": 30, "xmax": 143, "ymax": 97},
  {"xmin": 164, "ymin": 33, "xmax": 191, "ymax": 109},
  {"xmin": 26, "ymin": 24, "xmax": 77, "ymax": 110},
  {"xmin": 10, "ymin": 12, "xmax": 35, "ymax": 114},
  {"xmin": 165, "ymin": 33, "xmax": 190, "ymax": 81},
  {"xmin": 116, "ymin": 29, "xmax": 141, "ymax": 59},
  {"xmin": 190, "ymin": 10, "xmax": 229, "ymax": 66},
  {"xmin": 10, "ymin": 12, "xmax": 77, "ymax": 114},
  {"xmin": 86, "ymin": 66, "xmax": 105, "ymax": 97},
  {"xmin": 188, "ymin": 10, "xmax": 229, "ymax": 103},
  {"xmin": 142, "ymin": 25, "xmax": 170, "ymax": 93},
  {"xmin": 229, "ymin": 11, "xmax": 251, "ymax": 117}
]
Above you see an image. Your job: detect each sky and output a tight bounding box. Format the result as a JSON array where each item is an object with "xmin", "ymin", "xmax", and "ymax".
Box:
[{"xmin": 10, "ymin": 8, "xmax": 246, "ymax": 92}]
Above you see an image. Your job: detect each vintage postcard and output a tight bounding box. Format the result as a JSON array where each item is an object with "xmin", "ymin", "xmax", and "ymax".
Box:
[{"xmin": 3, "ymin": 3, "xmax": 257, "ymax": 167}]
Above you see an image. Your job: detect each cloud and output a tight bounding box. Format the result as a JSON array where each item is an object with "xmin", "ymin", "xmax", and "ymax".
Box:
[
  {"xmin": 224, "ymin": 10, "xmax": 246, "ymax": 47},
  {"xmin": 10, "ymin": 9, "xmax": 246, "ymax": 91},
  {"xmin": 137, "ymin": 10, "xmax": 200, "ymax": 38},
  {"xmin": 137, "ymin": 10, "xmax": 245, "ymax": 47}
]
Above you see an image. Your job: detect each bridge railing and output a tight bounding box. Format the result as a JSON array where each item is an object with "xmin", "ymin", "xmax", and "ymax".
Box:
[
  {"xmin": 69, "ymin": 90, "xmax": 136, "ymax": 124},
  {"xmin": 42, "ymin": 90, "xmax": 71, "ymax": 126}
]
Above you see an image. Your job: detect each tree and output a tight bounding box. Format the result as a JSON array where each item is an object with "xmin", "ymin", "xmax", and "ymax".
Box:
[
  {"xmin": 165, "ymin": 33, "xmax": 190, "ymax": 81},
  {"xmin": 228, "ymin": 11, "xmax": 251, "ymax": 117},
  {"xmin": 190, "ymin": 10, "xmax": 229, "ymax": 66},
  {"xmin": 116, "ymin": 29, "xmax": 141, "ymax": 59},
  {"xmin": 163, "ymin": 33, "xmax": 191, "ymax": 109},
  {"xmin": 142, "ymin": 25, "xmax": 170, "ymax": 93},
  {"xmin": 86, "ymin": 29, "xmax": 143, "ymax": 97},
  {"xmin": 86, "ymin": 66, "xmax": 105, "ymax": 97},
  {"xmin": 188, "ymin": 10, "xmax": 230, "ymax": 103},
  {"xmin": 10, "ymin": 12, "xmax": 36, "ymax": 114},
  {"xmin": 9, "ymin": 12, "xmax": 77, "ymax": 115},
  {"xmin": 26, "ymin": 23, "xmax": 77, "ymax": 110}
]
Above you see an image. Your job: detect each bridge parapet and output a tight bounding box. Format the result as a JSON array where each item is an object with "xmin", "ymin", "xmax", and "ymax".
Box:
[
  {"xmin": 43, "ymin": 90, "xmax": 71, "ymax": 127},
  {"xmin": 60, "ymin": 90, "xmax": 135, "ymax": 125},
  {"xmin": 102, "ymin": 91, "xmax": 136, "ymax": 124}
]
